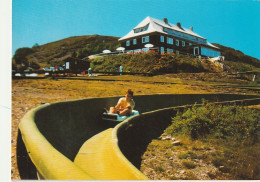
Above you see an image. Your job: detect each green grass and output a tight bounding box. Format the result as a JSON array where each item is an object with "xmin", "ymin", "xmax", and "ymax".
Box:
[{"xmin": 90, "ymin": 53, "xmax": 220, "ymax": 74}]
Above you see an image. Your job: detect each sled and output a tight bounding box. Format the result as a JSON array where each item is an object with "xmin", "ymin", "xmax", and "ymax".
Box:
[{"xmin": 102, "ymin": 110, "xmax": 139, "ymax": 122}]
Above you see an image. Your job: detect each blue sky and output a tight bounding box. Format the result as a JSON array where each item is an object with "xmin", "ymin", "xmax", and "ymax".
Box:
[{"xmin": 12, "ymin": 0, "xmax": 260, "ymax": 59}]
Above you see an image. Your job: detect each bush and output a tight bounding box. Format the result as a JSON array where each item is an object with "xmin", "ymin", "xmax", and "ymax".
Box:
[
  {"xmin": 90, "ymin": 53, "xmax": 216, "ymax": 73},
  {"xmin": 224, "ymin": 60, "xmax": 259, "ymax": 73},
  {"xmin": 166, "ymin": 102, "xmax": 260, "ymax": 144},
  {"xmin": 182, "ymin": 160, "xmax": 197, "ymax": 169},
  {"xmin": 177, "ymin": 153, "xmax": 189, "ymax": 159}
]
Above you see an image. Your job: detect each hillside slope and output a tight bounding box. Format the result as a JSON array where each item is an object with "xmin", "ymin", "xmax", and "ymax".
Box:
[
  {"xmin": 12, "ymin": 35, "xmax": 259, "ymax": 73},
  {"xmin": 13, "ymin": 35, "xmax": 120, "ymax": 68},
  {"xmin": 212, "ymin": 43, "xmax": 260, "ymax": 72}
]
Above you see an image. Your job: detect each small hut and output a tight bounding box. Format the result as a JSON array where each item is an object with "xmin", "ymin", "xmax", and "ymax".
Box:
[{"xmin": 63, "ymin": 57, "xmax": 90, "ymax": 73}]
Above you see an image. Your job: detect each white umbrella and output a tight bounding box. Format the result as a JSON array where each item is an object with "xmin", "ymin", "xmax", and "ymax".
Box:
[
  {"xmin": 144, "ymin": 43, "xmax": 154, "ymax": 48},
  {"xmin": 116, "ymin": 47, "xmax": 125, "ymax": 51},
  {"xmin": 103, "ymin": 49, "xmax": 111, "ymax": 53}
]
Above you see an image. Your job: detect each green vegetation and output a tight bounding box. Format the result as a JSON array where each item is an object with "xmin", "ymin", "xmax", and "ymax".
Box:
[
  {"xmin": 12, "ymin": 35, "xmax": 120, "ymax": 69},
  {"xmin": 166, "ymin": 102, "xmax": 260, "ymax": 143},
  {"xmin": 141, "ymin": 102, "xmax": 260, "ymax": 179},
  {"xmin": 224, "ymin": 60, "xmax": 258, "ymax": 73},
  {"xmin": 91, "ymin": 53, "xmax": 221, "ymax": 73},
  {"xmin": 90, "ymin": 43, "xmax": 260, "ymax": 74},
  {"xmin": 164, "ymin": 102, "xmax": 260, "ymax": 179},
  {"xmin": 177, "ymin": 152, "xmax": 189, "ymax": 159},
  {"xmin": 12, "ymin": 47, "xmax": 40, "ymax": 71},
  {"xmin": 182, "ymin": 160, "xmax": 197, "ymax": 169},
  {"xmin": 213, "ymin": 43, "xmax": 260, "ymax": 72}
]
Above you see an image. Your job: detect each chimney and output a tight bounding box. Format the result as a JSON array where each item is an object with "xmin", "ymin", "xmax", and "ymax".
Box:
[
  {"xmin": 176, "ymin": 22, "xmax": 181, "ymax": 28},
  {"xmin": 190, "ymin": 26, "xmax": 193, "ymax": 31},
  {"xmin": 163, "ymin": 18, "xmax": 168, "ymax": 24}
]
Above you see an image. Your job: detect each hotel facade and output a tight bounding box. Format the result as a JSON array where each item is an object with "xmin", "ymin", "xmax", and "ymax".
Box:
[{"xmin": 119, "ymin": 16, "xmax": 221, "ymax": 57}]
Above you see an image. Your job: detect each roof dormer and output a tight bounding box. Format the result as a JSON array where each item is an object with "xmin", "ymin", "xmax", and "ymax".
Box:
[{"xmin": 133, "ymin": 23, "xmax": 149, "ymax": 33}]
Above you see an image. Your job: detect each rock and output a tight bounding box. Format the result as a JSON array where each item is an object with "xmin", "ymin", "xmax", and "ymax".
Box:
[
  {"xmin": 162, "ymin": 136, "xmax": 172, "ymax": 140},
  {"xmin": 166, "ymin": 135, "xmax": 171, "ymax": 139},
  {"xmin": 172, "ymin": 141, "xmax": 181, "ymax": 145},
  {"xmin": 180, "ymin": 170, "xmax": 185, "ymax": 174}
]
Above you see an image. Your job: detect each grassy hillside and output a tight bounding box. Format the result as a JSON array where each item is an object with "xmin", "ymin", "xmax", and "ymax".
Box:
[
  {"xmin": 12, "ymin": 35, "xmax": 120, "ymax": 69},
  {"xmin": 90, "ymin": 53, "xmax": 223, "ymax": 74},
  {"xmin": 212, "ymin": 43, "xmax": 260, "ymax": 72},
  {"xmin": 90, "ymin": 49, "xmax": 259, "ymax": 74},
  {"xmin": 12, "ymin": 35, "xmax": 260, "ymax": 73}
]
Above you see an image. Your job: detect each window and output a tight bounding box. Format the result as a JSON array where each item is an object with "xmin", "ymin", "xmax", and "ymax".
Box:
[
  {"xmin": 182, "ymin": 41, "xmax": 185, "ymax": 47},
  {"xmin": 189, "ymin": 43, "xmax": 192, "ymax": 46},
  {"xmin": 167, "ymin": 37, "xmax": 173, "ymax": 44},
  {"xmin": 142, "ymin": 36, "xmax": 149, "ymax": 43},
  {"xmin": 134, "ymin": 23, "xmax": 149, "ymax": 33},
  {"xmin": 160, "ymin": 36, "xmax": 164, "ymax": 42},
  {"xmin": 126, "ymin": 40, "xmax": 130, "ymax": 46},
  {"xmin": 133, "ymin": 39, "xmax": 137, "ymax": 45},
  {"xmin": 167, "ymin": 48, "xmax": 173, "ymax": 53},
  {"xmin": 176, "ymin": 39, "xmax": 179, "ymax": 46},
  {"xmin": 176, "ymin": 50, "xmax": 179, "ymax": 55},
  {"xmin": 161, "ymin": 47, "xmax": 164, "ymax": 54}
]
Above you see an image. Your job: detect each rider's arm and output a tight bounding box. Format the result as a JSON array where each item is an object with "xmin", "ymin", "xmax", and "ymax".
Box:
[{"xmin": 115, "ymin": 98, "xmax": 123, "ymax": 109}]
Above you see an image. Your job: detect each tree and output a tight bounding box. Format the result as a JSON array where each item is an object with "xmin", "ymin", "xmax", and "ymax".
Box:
[
  {"xmin": 13, "ymin": 47, "xmax": 34, "ymax": 64},
  {"xmin": 13, "ymin": 47, "xmax": 35, "ymax": 70},
  {"xmin": 30, "ymin": 61, "xmax": 40, "ymax": 70},
  {"xmin": 71, "ymin": 51, "xmax": 77, "ymax": 58},
  {"xmin": 32, "ymin": 43, "xmax": 39, "ymax": 48}
]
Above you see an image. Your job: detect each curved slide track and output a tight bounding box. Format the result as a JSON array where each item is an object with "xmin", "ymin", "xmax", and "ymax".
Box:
[{"xmin": 17, "ymin": 94, "xmax": 260, "ymax": 180}]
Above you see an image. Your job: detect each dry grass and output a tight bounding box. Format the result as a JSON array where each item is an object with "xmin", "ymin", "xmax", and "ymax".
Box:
[
  {"xmin": 11, "ymin": 74, "xmax": 259, "ymax": 180},
  {"xmin": 141, "ymin": 136, "xmax": 232, "ymax": 180},
  {"xmin": 141, "ymin": 105, "xmax": 260, "ymax": 180}
]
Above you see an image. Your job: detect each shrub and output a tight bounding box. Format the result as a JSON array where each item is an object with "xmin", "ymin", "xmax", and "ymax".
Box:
[
  {"xmin": 224, "ymin": 60, "xmax": 259, "ymax": 73},
  {"xmin": 166, "ymin": 102, "xmax": 260, "ymax": 144},
  {"xmin": 90, "ymin": 53, "xmax": 215, "ymax": 73},
  {"xmin": 177, "ymin": 153, "xmax": 189, "ymax": 159},
  {"xmin": 182, "ymin": 160, "xmax": 197, "ymax": 169}
]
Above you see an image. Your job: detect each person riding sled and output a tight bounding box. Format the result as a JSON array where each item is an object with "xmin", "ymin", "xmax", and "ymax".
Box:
[{"xmin": 107, "ymin": 89, "xmax": 135, "ymax": 116}]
